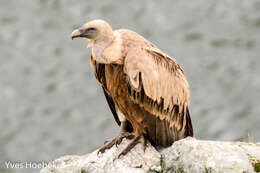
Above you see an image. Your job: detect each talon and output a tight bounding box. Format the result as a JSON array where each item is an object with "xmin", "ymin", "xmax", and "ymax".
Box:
[
  {"xmin": 118, "ymin": 152, "xmax": 124, "ymax": 159},
  {"xmin": 97, "ymin": 131, "xmax": 134, "ymax": 155},
  {"xmin": 117, "ymin": 134, "xmax": 148, "ymax": 157},
  {"xmin": 98, "ymin": 147, "xmax": 106, "ymax": 154},
  {"xmin": 115, "ymin": 139, "xmax": 121, "ymax": 147},
  {"xmin": 104, "ymin": 139, "xmax": 110, "ymax": 145}
]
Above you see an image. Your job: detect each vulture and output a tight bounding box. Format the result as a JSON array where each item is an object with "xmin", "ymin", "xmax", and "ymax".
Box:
[{"xmin": 71, "ymin": 19, "xmax": 193, "ymax": 156}]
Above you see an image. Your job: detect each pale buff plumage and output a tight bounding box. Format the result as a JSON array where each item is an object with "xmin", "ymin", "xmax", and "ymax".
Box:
[
  {"xmin": 72, "ymin": 19, "xmax": 193, "ymax": 153},
  {"xmin": 89, "ymin": 25, "xmax": 190, "ymax": 129}
]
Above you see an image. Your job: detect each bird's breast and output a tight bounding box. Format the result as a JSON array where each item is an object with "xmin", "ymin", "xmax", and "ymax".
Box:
[{"xmin": 92, "ymin": 45, "xmax": 108, "ymax": 64}]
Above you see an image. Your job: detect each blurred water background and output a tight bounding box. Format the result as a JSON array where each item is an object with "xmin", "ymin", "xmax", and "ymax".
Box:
[{"xmin": 0, "ymin": 0, "xmax": 260, "ymax": 172}]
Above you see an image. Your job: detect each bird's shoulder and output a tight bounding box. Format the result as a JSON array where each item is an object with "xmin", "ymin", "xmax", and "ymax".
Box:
[{"xmin": 115, "ymin": 29, "xmax": 183, "ymax": 73}]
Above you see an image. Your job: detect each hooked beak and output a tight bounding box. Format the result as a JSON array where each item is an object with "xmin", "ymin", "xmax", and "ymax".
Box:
[
  {"xmin": 71, "ymin": 27, "xmax": 85, "ymax": 40},
  {"xmin": 71, "ymin": 26, "xmax": 97, "ymax": 40}
]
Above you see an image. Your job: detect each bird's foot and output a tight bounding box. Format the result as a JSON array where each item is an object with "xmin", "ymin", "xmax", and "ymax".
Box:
[
  {"xmin": 118, "ymin": 134, "xmax": 147, "ymax": 158},
  {"xmin": 98, "ymin": 132, "xmax": 134, "ymax": 154}
]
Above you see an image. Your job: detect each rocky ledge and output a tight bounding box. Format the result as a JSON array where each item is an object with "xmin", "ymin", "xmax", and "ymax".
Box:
[{"xmin": 40, "ymin": 137, "xmax": 260, "ymax": 173}]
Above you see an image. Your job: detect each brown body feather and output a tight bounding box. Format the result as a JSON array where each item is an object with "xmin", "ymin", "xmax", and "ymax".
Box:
[
  {"xmin": 87, "ymin": 26, "xmax": 193, "ymax": 147},
  {"xmin": 91, "ymin": 43, "xmax": 193, "ymax": 147}
]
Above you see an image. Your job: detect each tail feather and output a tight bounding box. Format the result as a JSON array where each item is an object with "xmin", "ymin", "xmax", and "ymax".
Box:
[
  {"xmin": 142, "ymin": 107, "xmax": 193, "ymax": 147},
  {"xmin": 185, "ymin": 108, "xmax": 194, "ymax": 137}
]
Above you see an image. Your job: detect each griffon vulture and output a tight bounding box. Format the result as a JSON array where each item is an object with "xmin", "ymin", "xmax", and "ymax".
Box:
[{"xmin": 71, "ymin": 19, "xmax": 193, "ymax": 156}]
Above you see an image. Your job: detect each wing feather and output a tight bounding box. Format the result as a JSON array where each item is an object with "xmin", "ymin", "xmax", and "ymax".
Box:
[
  {"xmin": 124, "ymin": 46, "xmax": 190, "ymax": 129},
  {"xmin": 90, "ymin": 55, "xmax": 121, "ymax": 126}
]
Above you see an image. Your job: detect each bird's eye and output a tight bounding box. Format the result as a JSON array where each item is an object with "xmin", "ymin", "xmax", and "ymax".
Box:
[{"xmin": 86, "ymin": 27, "xmax": 96, "ymax": 32}]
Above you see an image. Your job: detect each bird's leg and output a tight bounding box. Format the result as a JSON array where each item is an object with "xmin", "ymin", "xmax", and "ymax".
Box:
[
  {"xmin": 118, "ymin": 134, "xmax": 148, "ymax": 158},
  {"xmin": 98, "ymin": 121, "xmax": 134, "ymax": 154}
]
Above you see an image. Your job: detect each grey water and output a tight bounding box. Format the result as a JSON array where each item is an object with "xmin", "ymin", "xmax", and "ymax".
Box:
[{"xmin": 0, "ymin": 0, "xmax": 260, "ymax": 173}]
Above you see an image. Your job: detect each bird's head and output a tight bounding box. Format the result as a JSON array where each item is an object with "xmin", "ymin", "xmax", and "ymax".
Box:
[{"xmin": 71, "ymin": 19, "xmax": 114, "ymax": 47}]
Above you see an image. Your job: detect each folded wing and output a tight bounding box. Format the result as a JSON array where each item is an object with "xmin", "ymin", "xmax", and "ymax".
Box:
[{"xmin": 124, "ymin": 46, "xmax": 193, "ymax": 139}]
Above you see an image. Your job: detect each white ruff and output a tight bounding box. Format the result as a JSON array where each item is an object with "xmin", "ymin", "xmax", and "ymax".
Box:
[
  {"xmin": 89, "ymin": 31, "xmax": 122, "ymax": 64},
  {"xmin": 91, "ymin": 42, "xmax": 108, "ymax": 64}
]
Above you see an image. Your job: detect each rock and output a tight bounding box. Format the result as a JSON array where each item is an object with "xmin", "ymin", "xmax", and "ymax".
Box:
[
  {"xmin": 161, "ymin": 138, "xmax": 260, "ymax": 173},
  {"xmin": 40, "ymin": 137, "xmax": 260, "ymax": 173}
]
